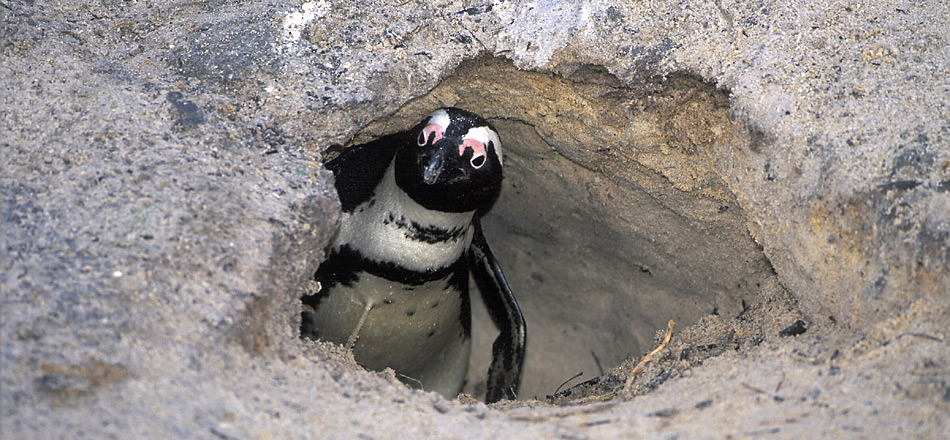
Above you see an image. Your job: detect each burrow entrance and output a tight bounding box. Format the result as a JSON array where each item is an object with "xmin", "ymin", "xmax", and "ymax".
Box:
[{"xmin": 341, "ymin": 57, "xmax": 799, "ymax": 401}]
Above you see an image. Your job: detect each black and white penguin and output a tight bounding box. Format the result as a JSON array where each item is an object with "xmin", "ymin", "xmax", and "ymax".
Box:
[{"xmin": 301, "ymin": 108, "xmax": 525, "ymax": 403}]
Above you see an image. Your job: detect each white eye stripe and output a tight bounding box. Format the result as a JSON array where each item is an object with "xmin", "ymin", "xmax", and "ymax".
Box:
[{"xmin": 427, "ymin": 109, "xmax": 450, "ymax": 131}]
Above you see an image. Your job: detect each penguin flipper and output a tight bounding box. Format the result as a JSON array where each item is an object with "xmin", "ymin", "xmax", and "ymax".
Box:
[
  {"xmin": 328, "ymin": 131, "xmax": 408, "ymax": 212},
  {"xmin": 468, "ymin": 217, "xmax": 525, "ymax": 403}
]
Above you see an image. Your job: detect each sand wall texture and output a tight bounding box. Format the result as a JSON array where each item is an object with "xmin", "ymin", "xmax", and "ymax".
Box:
[{"xmin": 2, "ymin": 0, "xmax": 948, "ymax": 438}]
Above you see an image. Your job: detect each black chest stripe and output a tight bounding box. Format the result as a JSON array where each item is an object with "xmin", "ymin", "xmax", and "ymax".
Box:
[
  {"xmin": 315, "ymin": 244, "xmax": 464, "ymax": 289},
  {"xmin": 383, "ymin": 212, "xmax": 468, "ymax": 244}
]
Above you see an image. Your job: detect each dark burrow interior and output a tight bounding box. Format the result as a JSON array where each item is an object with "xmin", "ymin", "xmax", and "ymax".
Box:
[{"xmin": 314, "ymin": 56, "xmax": 797, "ymax": 402}]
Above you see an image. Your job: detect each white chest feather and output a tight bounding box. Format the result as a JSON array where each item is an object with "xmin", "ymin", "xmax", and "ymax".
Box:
[
  {"xmin": 334, "ymin": 163, "xmax": 475, "ymax": 271},
  {"xmin": 309, "ymin": 163, "xmax": 476, "ymax": 398},
  {"xmin": 310, "ymin": 272, "xmax": 469, "ymax": 388}
]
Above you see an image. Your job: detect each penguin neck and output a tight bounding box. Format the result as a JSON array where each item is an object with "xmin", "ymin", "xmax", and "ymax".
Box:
[
  {"xmin": 334, "ymin": 163, "xmax": 475, "ymax": 273},
  {"xmin": 381, "ymin": 163, "xmax": 476, "ymax": 231}
]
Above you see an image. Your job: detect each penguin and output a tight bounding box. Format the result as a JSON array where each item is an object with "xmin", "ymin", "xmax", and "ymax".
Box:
[{"xmin": 301, "ymin": 107, "xmax": 525, "ymax": 403}]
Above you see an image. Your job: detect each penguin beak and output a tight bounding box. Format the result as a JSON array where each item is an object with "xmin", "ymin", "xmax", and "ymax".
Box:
[
  {"xmin": 421, "ymin": 139, "xmax": 459, "ymax": 185},
  {"xmin": 422, "ymin": 150, "xmax": 445, "ymax": 185}
]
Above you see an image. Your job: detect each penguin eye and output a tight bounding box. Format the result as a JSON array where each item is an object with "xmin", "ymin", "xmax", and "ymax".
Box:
[
  {"xmin": 471, "ymin": 154, "xmax": 486, "ymax": 168},
  {"xmin": 417, "ymin": 130, "xmax": 427, "ymax": 146}
]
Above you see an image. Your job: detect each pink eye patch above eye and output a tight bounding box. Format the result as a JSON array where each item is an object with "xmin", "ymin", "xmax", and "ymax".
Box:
[
  {"xmin": 460, "ymin": 138, "xmax": 486, "ymax": 160},
  {"xmin": 420, "ymin": 123, "xmax": 444, "ymax": 146}
]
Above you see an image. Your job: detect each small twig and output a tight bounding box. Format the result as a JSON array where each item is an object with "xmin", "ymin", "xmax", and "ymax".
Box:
[
  {"xmin": 554, "ymin": 371, "xmax": 584, "ymax": 395},
  {"xmin": 398, "ymin": 374, "xmax": 423, "ymax": 389},
  {"xmin": 623, "ymin": 320, "xmax": 674, "ymax": 396},
  {"xmin": 740, "ymin": 382, "xmax": 766, "ymax": 394},
  {"xmin": 897, "ymin": 332, "xmax": 945, "ymax": 343},
  {"xmin": 740, "ymin": 382, "xmax": 785, "ymax": 402},
  {"xmin": 347, "ymin": 302, "xmax": 374, "ymax": 350},
  {"xmin": 774, "ymin": 371, "xmax": 785, "ymax": 393}
]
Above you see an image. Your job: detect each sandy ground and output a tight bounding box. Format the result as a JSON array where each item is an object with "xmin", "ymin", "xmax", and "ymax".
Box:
[{"xmin": 2, "ymin": 0, "xmax": 948, "ymax": 438}]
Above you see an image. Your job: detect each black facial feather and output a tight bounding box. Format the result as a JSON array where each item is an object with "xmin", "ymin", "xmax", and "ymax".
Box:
[{"xmin": 395, "ymin": 110, "xmax": 503, "ymax": 213}]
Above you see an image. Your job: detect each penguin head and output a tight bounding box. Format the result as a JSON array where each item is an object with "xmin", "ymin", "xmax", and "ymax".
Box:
[{"xmin": 395, "ymin": 107, "xmax": 504, "ymax": 213}]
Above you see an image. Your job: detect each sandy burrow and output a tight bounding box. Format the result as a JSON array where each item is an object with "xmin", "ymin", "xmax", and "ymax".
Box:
[{"xmin": 1, "ymin": 0, "xmax": 948, "ymax": 438}]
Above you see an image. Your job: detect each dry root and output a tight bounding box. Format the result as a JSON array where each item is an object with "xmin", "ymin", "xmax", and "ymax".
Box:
[{"xmin": 622, "ymin": 319, "xmax": 674, "ymax": 399}]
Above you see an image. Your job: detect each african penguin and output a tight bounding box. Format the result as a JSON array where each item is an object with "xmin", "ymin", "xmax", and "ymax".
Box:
[{"xmin": 301, "ymin": 108, "xmax": 525, "ymax": 403}]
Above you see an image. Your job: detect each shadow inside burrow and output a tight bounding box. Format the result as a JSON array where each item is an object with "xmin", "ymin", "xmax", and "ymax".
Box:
[{"xmin": 309, "ymin": 56, "xmax": 797, "ymax": 403}]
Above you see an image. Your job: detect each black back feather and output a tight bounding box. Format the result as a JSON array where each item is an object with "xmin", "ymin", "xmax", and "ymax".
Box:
[{"xmin": 329, "ymin": 131, "xmax": 409, "ymax": 212}]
